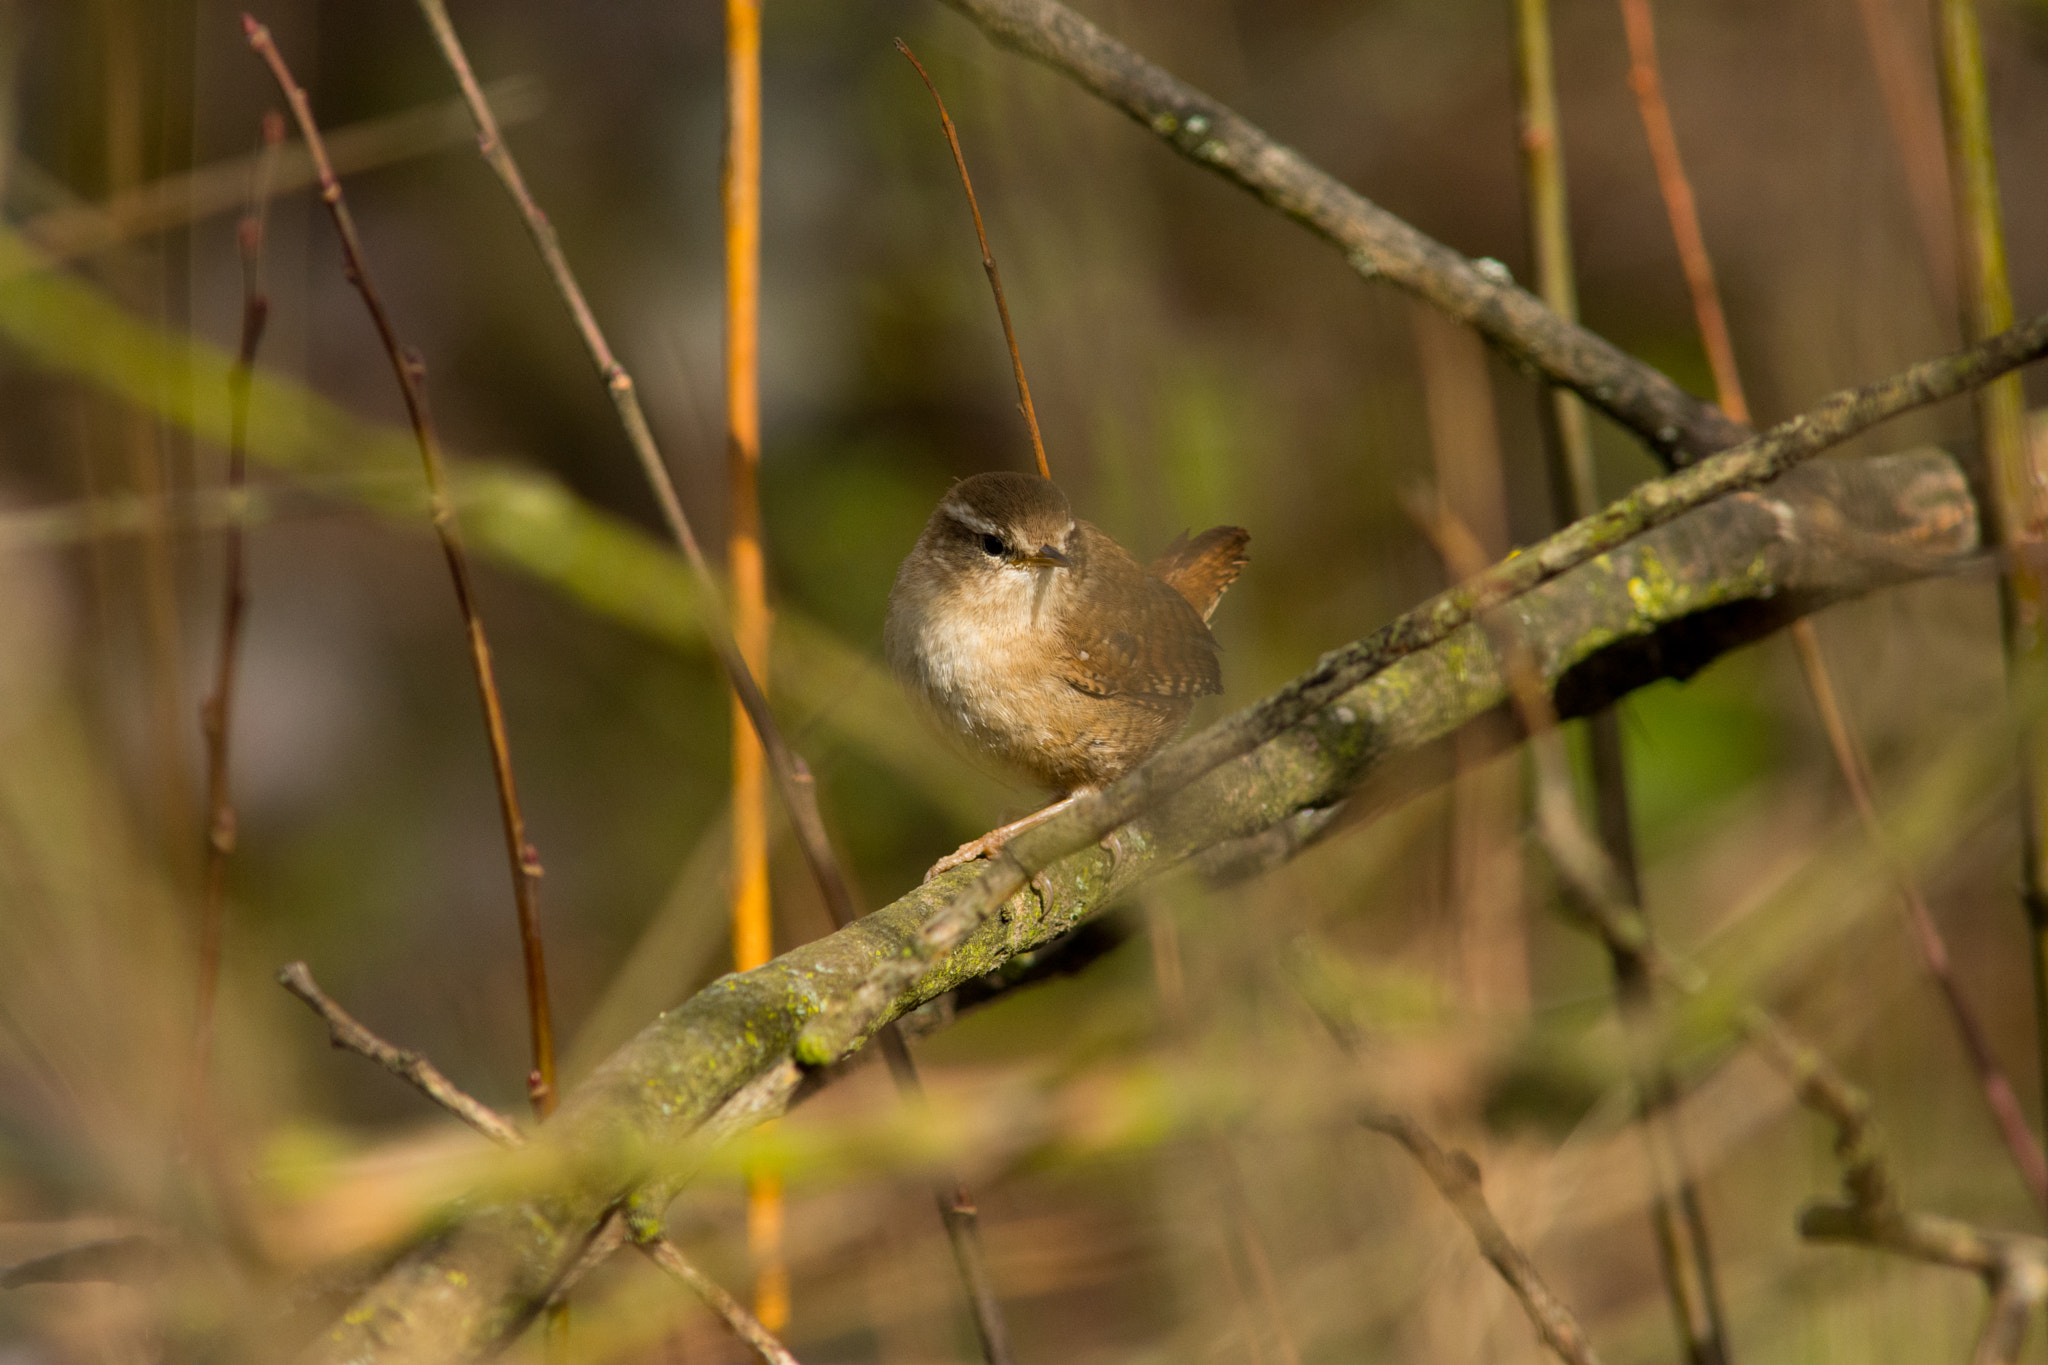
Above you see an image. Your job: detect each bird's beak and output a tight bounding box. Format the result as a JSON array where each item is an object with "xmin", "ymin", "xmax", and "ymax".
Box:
[{"xmin": 1017, "ymin": 544, "xmax": 1072, "ymax": 569}]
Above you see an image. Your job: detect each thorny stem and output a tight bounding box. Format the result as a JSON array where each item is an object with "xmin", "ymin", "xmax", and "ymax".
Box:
[
  {"xmin": 193, "ymin": 108, "xmax": 282, "ymax": 1079},
  {"xmin": 275, "ymin": 963, "xmax": 803, "ymax": 1364},
  {"xmin": 405, "ymin": 8, "xmax": 1017, "ymax": 1355},
  {"xmin": 895, "ymin": 39, "xmax": 1050, "ymax": 482},
  {"xmin": 241, "ymin": 17, "xmax": 557, "ymax": 1116}
]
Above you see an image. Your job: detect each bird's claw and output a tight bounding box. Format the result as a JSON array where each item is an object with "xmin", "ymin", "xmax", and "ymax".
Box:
[{"xmin": 923, "ymin": 834, "xmax": 1005, "ymax": 882}]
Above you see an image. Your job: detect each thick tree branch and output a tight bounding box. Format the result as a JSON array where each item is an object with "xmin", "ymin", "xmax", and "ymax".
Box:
[
  {"xmin": 803, "ymin": 317, "xmax": 2048, "ymax": 1071},
  {"xmin": 931, "ymin": 0, "xmax": 1747, "ymax": 465},
  {"xmin": 302, "ymin": 443, "xmax": 1980, "ymax": 1362}
]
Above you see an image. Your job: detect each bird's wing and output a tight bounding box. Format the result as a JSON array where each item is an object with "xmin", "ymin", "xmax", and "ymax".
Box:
[
  {"xmin": 1150, "ymin": 526, "xmax": 1250, "ymax": 622},
  {"xmin": 1059, "ymin": 526, "xmax": 1223, "ymax": 700}
]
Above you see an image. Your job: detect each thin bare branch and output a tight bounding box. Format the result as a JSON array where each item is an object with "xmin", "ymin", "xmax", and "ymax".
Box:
[
  {"xmin": 278, "ymin": 961, "xmax": 525, "ymax": 1147},
  {"xmin": 933, "ymin": 0, "xmax": 1745, "ymax": 465},
  {"xmin": 1615, "ymin": 0, "xmax": 2047, "ymax": 1214},
  {"xmin": 193, "ymin": 108, "xmax": 283, "ymax": 1077},
  {"xmin": 895, "ymin": 38, "xmax": 1050, "ymax": 481},
  {"xmin": 1362, "ymin": 1110, "xmax": 1605, "ymax": 1365},
  {"xmin": 242, "ymin": 15, "xmax": 558, "ymax": 1114},
  {"xmin": 639, "ymin": 1237, "xmax": 806, "ymax": 1365},
  {"xmin": 1935, "ymin": 0, "xmax": 2048, "ymax": 1181},
  {"xmin": 1972, "ymin": 1261, "xmax": 2047, "ymax": 1365},
  {"xmin": 404, "ymin": 0, "xmax": 862, "ymax": 947},
  {"xmin": 277, "ymin": 962, "xmax": 804, "ymax": 1363}
]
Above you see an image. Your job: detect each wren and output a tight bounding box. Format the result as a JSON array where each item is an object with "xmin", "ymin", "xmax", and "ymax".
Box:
[{"xmin": 885, "ymin": 471, "xmax": 1250, "ymax": 876}]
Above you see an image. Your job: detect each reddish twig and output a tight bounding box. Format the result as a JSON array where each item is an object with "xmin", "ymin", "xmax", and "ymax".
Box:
[
  {"xmin": 1616, "ymin": 0, "xmax": 2048, "ymax": 1214},
  {"xmin": 193, "ymin": 108, "xmax": 283, "ymax": 1076},
  {"xmin": 404, "ymin": 0, "xmax": 859, "ymax": 975},
  {"xmin": 1616, "ymin": 0, "xmax": 1744, "ymax": 422},
  {"xmin": 242, "ymin": 16, "xmax": 558, "ymax": 1117},
  {"xmin": 894, "ymin": 38, "xmax": 1050, "ymax": 482},
  {"xmin": 1934, "ymin": 0, "xmax": 2048, "ymax": 1197},
  {"xmin": 1851, "ymin": 0, "xmax": 1959, "ymax": 313}
]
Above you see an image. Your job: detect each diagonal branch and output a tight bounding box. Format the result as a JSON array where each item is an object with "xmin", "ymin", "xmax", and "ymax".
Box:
[
  {"xmin": 931, "ymin": 0, "xmax": 1746, "ymax": 466},
  {"xmin": 300, "ymin": 435, "xmax": 1984, "ymax": 1362},
  {"xmin": 242, "ymin": 16, "xmax": 560, "ymax": 1113},
  {"xmin": 1361, "ymin": 1110, "xmax": 1604, "ymax": 1365},
  {"xmin": 277, "ymin": 961, "xmax": 803, "ymax": 1365},
  {"xmin": 799, "ymin": 314, "xmax": 2048, "ymax": 1069}
]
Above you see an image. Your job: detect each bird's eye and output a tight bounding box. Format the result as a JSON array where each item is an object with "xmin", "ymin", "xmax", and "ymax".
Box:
[{"xmin": 979, "ymin": 533, "xmax": 1005, "ymax": 558}]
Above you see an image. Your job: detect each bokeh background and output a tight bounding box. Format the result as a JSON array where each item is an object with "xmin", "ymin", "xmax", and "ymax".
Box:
[{"xmin": 4, "ymin": 0, "xmax": 2048, "ymax": 1360}]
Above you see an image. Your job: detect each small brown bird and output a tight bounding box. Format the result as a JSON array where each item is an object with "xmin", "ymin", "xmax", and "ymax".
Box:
[{"xmin": 886, "ymin": 471, "xmax": 1250, "ymax": 876}]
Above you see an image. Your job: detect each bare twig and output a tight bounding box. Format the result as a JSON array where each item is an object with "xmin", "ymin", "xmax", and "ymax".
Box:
[
  {"xmin": 278, "ymin": 961, "xmax": 525, "ymax": 1147},
  {"xmin": 1510, "ymin": 0, "xmax": 1597, "ymax": 523},
  {"xmin": 931, "ymin": 0, "xmax": 1745, "ymax": 466},
  {"xmin": 1799, "ymin": 1202, "xmax": 2046, "ymax": 1279},
  {"xmin": 1615, "ymin": 0, "xmax": 2047, "ymax": 1212},
  {"xmin": 1616, "ymin": 0, "xmax": 1743, "ymax": 419},
  {"xmin": 799, "ymin": 312, "xmax": 2048, "ymax": 1066},
  {"xmin": 1851, "ymin": 0, "xmax": 1958, "ymax": 311},
  {"xmin": 640, "ymin": 1236, "xmax": 805, "ymax": 1365},
  {"xmin": 1361, "ymin": 1110, "xmax": 1605, "ymax": 1365},
  {"xmin": 404, "ymin": 0, "xmax": 862, "ymax": 947},
  {"xmin": 1972, "ymin": 1259, "xmax": 2047, "ymax": 1365},
  {"xmin": 193, "ymin": 109, "xmax": 283, "ymax": 1076},
  {"xmin": 242, "ymin": 17, "xmax": 558, "ymax": 1114},
  {"xmin": 1935, "ymin": 0, "xmax": 2048, "ymax": 1170},
  {"xmin": 895, "ymin": 38, "xmax": 1050, "ymax": 481},
  {"xmin": 277, "ymin": 962, "xmax": 803, "ymax": 1363}
]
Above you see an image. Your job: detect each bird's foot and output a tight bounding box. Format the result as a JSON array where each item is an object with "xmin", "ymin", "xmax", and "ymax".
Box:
[
  {"xmin": 923, "ymin": 832, "xmax": 1012, "ymax": 882},
  {"xmin": 921, "ymin": 791, "xmax": 1093, "ymax": 884}
]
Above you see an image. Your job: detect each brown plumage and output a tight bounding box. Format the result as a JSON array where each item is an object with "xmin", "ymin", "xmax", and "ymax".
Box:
[
  {"xmin": 1150, "ymin": 526, "xmax": 1251, "ymax": 621},
  {"xmin": 886, "ymin": 472, "xmax": 1250, "ymax": 832}
]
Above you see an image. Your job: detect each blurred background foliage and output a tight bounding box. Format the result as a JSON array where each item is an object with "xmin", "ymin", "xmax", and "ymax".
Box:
[{"xmin": 3, "ymin": 0, "xmax": 2048, "ymax": 1360}]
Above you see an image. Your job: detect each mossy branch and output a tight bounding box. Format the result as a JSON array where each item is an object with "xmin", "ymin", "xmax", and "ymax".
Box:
[{"xmin": 302, "ymin": 445, "xmax": 1980, "ymax": 1362}]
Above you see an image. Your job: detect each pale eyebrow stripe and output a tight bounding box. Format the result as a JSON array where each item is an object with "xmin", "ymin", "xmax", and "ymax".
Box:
[{"xmin": 940, "ymin": 502, "xmax": 1003, "ymax": 538}]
